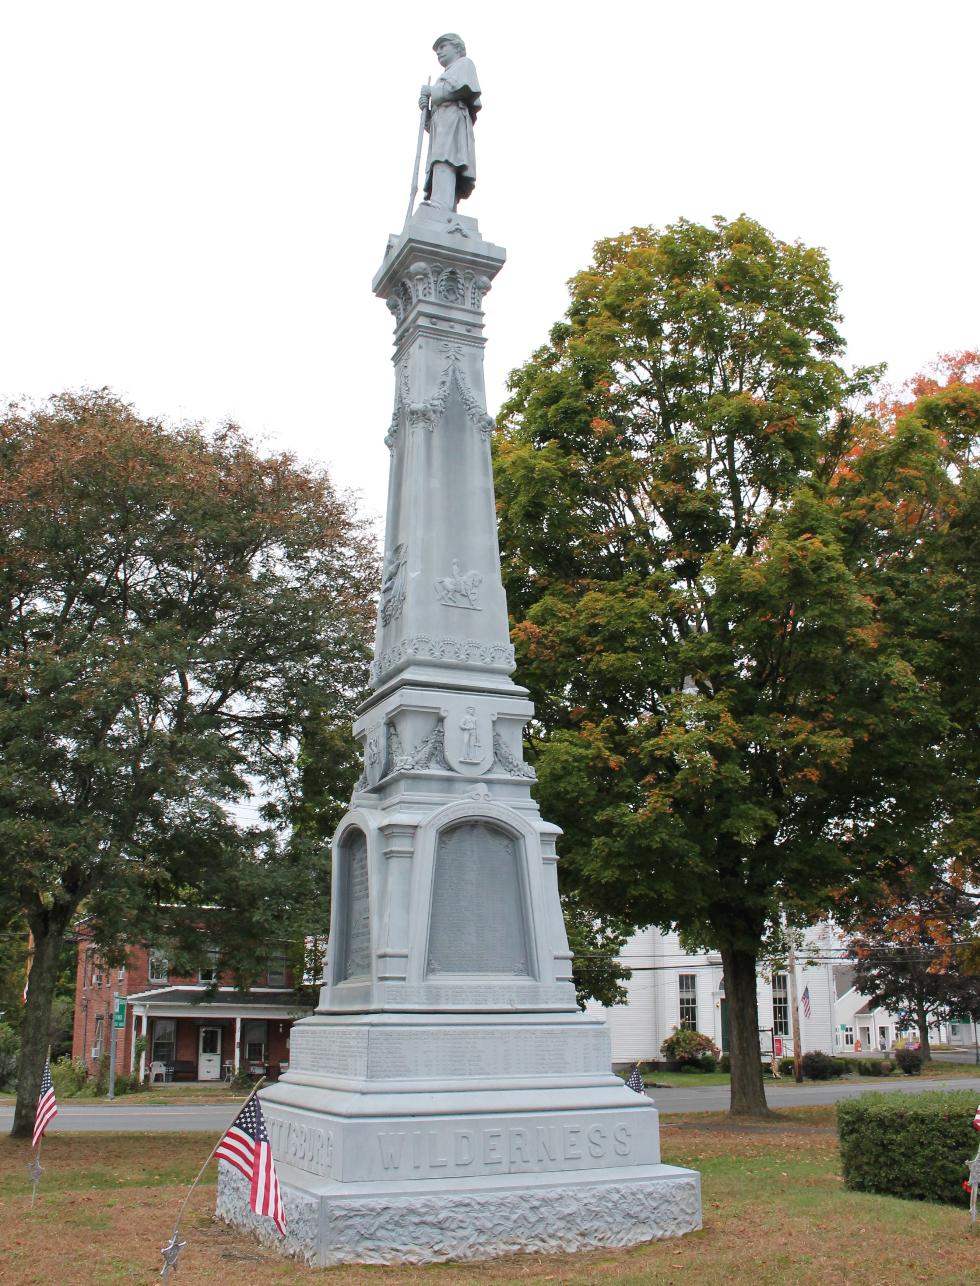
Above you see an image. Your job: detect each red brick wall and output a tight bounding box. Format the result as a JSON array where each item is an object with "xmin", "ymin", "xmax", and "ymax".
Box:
[
  {"xmin": 70, "ymin": 936, "xmax": 133, "ymax": 1077},
  {"xmin": 71, "ymin": 929, "xmax": 301, "ymax": 1079}
]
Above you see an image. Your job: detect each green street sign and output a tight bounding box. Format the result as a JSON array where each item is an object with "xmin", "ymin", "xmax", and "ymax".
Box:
[{"xmin": 113, "ymin": 998, "xmax": 126, "ymax": 1029}]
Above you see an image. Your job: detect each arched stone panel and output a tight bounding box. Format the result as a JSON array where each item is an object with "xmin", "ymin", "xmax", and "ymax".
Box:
[
  {"xmin": 426, "ymin": 820, "xmax": 531, "ymax": 976},
  {"xmin": 338, "ymin": 828, "xmax": 371, "ymax": 981}
]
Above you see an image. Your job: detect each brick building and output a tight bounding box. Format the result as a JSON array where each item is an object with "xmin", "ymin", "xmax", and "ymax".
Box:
[{"xmin": 71, "ymin": 929, "xmax": 313, "ymax": 1082}]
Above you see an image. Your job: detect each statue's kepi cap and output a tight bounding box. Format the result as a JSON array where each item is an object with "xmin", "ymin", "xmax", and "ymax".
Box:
[{"xmin": 433, "ymin": 32, "xmax": 465, "ymax": 53}]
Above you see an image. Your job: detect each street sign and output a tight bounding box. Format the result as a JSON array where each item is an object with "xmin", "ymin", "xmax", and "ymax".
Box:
[{"xmin": 113, "ymin": 997, "xmax": 126, "ymax": 1029}]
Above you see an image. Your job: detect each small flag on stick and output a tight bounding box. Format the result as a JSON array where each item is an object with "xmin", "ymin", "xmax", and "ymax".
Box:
[
  {"xmin": 625, "ymin": 1064, "xmax": 645, "ymax": 1094},
  {"xmin": 32, "ymin": 1059, "xmax": 58, "ymax": 1149},
  {"xmin": 215, "ymin": 1094, "xmax": 286, "ymax": 1234},
  {"xmin": 801, "ymin": 986, "xmax": 812, "ymax": 1019}
]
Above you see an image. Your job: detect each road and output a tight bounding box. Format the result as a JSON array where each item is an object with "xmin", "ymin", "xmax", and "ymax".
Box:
[{"xmin": 3, "ymin": 1075, "xmax": 979, "ymax": 1132}]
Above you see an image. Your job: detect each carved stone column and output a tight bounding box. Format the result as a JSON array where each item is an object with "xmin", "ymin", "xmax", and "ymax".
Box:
[{"xmin": 217, "ymin": 201, "xmax": 702, "ymax": 1266}]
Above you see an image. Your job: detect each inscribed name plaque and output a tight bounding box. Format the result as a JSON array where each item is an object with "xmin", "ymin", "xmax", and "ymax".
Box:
[
  {"xmin": 426, "ymin": 821, "xmax": 530, "ymax": 975},
  {"xmin": 341, "ymin": 830, "xmax": 371, "ymax": 979}
]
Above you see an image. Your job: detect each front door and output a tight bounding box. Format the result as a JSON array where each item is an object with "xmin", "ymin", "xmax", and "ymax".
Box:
[{"xmin": 198, "ymin": 1026, "xmax": 221, "ymax": 1080}]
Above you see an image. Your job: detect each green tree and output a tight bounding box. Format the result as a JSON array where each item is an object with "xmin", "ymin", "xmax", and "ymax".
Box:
[
  {"xmin": 561, "ymin": 894, "xmax": 632, "ymax": 1010},
  {"xmin": 494, "ymin": 216, "xmax": 966, "ymax": 1116},
  {"xmin": 1, "ymin": 391, "xmax": 377, "ymax": 1137}
]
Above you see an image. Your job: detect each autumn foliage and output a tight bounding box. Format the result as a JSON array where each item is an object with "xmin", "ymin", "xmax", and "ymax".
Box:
[
  {"xmin": 1, "ymin": 391, "xmax": 378, "ymax": 1137},
  {"xmin": 493, "ymin": 215, "xmax": 980, "ymax": 1116}
]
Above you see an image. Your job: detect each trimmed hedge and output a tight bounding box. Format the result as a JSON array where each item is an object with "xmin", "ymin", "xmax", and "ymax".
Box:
[
  {"xmin": 857, "ymin": 1057, "xmax": 894, "ymax": 1076},
  {"xmin": 837, "ymin": 1090, "xmax": 978, "ymax": 1204}
]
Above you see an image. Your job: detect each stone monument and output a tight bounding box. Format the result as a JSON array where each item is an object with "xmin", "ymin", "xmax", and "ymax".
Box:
[{"xmin": 217, "ymin": 34, "xmax": 701, "ymax": 1265}]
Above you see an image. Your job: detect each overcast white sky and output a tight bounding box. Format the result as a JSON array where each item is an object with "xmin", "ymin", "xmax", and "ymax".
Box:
[{"xmin": 1, "ymin": 1, "xmax": 976, "ymax": 525}]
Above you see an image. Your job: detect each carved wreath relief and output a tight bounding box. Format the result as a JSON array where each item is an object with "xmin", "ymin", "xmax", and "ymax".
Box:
[
  {"xmin": 384, "ymin": 719, "xmax": 451, "ymax": 775},
  {"xmin": 384, "ymin": 341, "xmax": 495, "ymax": 452},
  {"xmin": 435, "ymin": 558, "xmax": 482, "ymax": 609}
]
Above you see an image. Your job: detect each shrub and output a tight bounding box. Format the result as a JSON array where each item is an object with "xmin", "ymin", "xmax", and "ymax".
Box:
[
  {"xmin": 775, "ymin": 1056, "xmax": 795, "ymax": 1077},
  {"xmin": 718, "ymin": 1053, "xmax": 731, "ymax": 1073},
  {"xmin": 801, "ymin": 1051, "xmax": 845, "ymax": 1080},
  {"xmin": 858, "ymin": 1058, "xmax": 889, "ymax": 1076},
  {"xmin": 0, "ymin": 1023, "xmax": 19, "ymax": 1092},
  {"xmin": 660, "ymin": 1028, "xmax": 721, "ymax": 1068},
  {"xmin": 92, "ymin": 1051, "xmax": 136, "ymax": 1096},
  {"xmin": 50, "ymin": 1056, "xmax": 88, "ymax": 1098},
  {"xmin": 895, "ymin": 1047, "xmax": 924, "ymax": 1076},
  {"xmin": 838, "ymin": 1090, "xmax": 978, "ymax": 1204}
]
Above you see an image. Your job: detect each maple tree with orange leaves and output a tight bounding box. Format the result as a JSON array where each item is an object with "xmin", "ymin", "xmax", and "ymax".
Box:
[{"xmin": 495, "ymin": 213, "xmax": 980, "ymax": 1116}]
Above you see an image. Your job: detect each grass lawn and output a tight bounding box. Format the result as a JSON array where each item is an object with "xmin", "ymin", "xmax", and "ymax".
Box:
[
  {"xmin": 642, "ymin": 1070, "xmax": 731, "ymax": 1088},
  {"xmin": 640, "ymin": 1057, "xmax": 980, "ymax": 1091},
  {"xmin": 1, "ymin": 1107, "xmax": 976, "ymax": 1284},
  {"xmin": 0, "ymin": 1083, "xmax": 250, "ymax": 1107}
]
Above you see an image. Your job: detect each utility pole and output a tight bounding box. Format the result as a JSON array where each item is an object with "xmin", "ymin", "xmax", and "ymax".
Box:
[
  {"xmin": 107, "ymin": 993, "xmax": 119, "ymax": 1100},
  {"xmin": 787, "ymin": 943, "xmax": 804, "ymax": 1083}
]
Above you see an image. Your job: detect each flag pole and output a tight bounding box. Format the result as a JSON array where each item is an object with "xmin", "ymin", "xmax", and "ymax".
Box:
[
  {"xmin": 28, "ymin": 1043, "xmax": 53, "ymax": 1208},
  {"xmin": 405, "ymin": 77, "xmax": 430, "ymax": 227},
  {"xmin": 159, "ymin": 1076, "xmax": 266, "ymax": 1279},
  {"xmin": 28, "ymin": 1137, "xmax": 42, "ymax": 1210}
]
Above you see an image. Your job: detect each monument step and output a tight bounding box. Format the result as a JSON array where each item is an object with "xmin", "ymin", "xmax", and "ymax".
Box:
[{"xmin": 217, "ymin": 1160, "xmax": 702, "ymax": 1266}]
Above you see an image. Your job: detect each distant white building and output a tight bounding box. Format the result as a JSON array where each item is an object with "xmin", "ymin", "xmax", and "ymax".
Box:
[{"xmin": 584, "ymin": 922, "xmax": 964, "ymax": 1064}]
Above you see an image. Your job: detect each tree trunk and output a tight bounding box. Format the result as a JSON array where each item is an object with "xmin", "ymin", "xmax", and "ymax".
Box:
[
  {"xmin": 721, "ymin": 945, "xmax": 771, "ymax": 1118},
  {"xmin": 915, "ymin": 998, "xmax": 932, "ymax": 1060},
  {"xmin": 11, "ymin": 909, "xmax": 72, "ymax": 1139}
]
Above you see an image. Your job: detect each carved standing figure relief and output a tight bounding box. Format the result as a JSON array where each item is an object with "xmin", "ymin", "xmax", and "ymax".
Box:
[
  {"xmin": 417, "ymin": 34, "xmax": 480, "ymax": 212},
  {"xmin": 380, "ymin": 542, "xmax": 408, "ymax": 625},
  {"xmin": 459, "ymin": 706, "xmax": 482, "ymax": 762},
  {"xmin": 434, "ymin": 558, "xmax": 482, "ymax": 609}
]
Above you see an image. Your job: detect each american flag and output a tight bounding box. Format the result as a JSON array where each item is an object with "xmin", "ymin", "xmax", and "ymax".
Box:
[
  {"xmin": 214, "ymin": 1095, "xmax": 286, "ymax": 1234},
  {"xmin": 801, "ymin": 986, "xmax": 812, "ymax": 1019},
  {"xmin": 32, "ymin": 1059, "xmax": 58, "ymax": 1149},
  {"xmin": 625, "ymin": 1064, "xmax": 645, "ymax": 1094}
]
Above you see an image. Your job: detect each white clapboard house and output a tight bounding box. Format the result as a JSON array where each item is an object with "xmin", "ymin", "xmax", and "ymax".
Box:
[{"xmin": 583, "ymin": 921, "xmax": 963, "ymax": 1063}]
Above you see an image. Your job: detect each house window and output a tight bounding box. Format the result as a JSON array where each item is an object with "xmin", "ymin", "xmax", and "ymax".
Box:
[
  {"xmin": 92, "ymin": 1013, "xmax": 105, "ymax": 1059},
  {"xmin": 151, "ymin": 1018, "xmax": 176, "ymax": 1066},
  {"xmin": 267, "ymin": 952, "xmax": 288, "ymax": 987},
  {"xmin": 199, "ymin": 950, "xmax": 220, "ymax": 984},
  {"xmin": 148, "ymin": 952, "xmax": 169, "ymax": 984},
  {"xmin": 242, "ymin": 1019, "xmax": 268, "ymax": 1066},
  {"xmin": 117, "ymin": 965, "xmax": 126, "ymax": 982},
  {"xmin": 841, "ymin": 1024, "xmax": 854, "ymax": 1048},
  {"xmin": 92, "ymin": 959, "xmax": 103, "ymax": 988},
  {"xmin": 772, "ymin": 973, "xmax": 790, "ymax": 1037},
  {"xmin": 679, "ymin": 974, "xmax": 698, "ymax": 1030}
]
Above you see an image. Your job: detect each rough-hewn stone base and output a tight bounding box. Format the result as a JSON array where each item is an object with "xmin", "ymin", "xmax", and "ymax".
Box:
[{"xmin": 216, "ymin": 1160, "xmax": 701, "ymax": 1267}]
